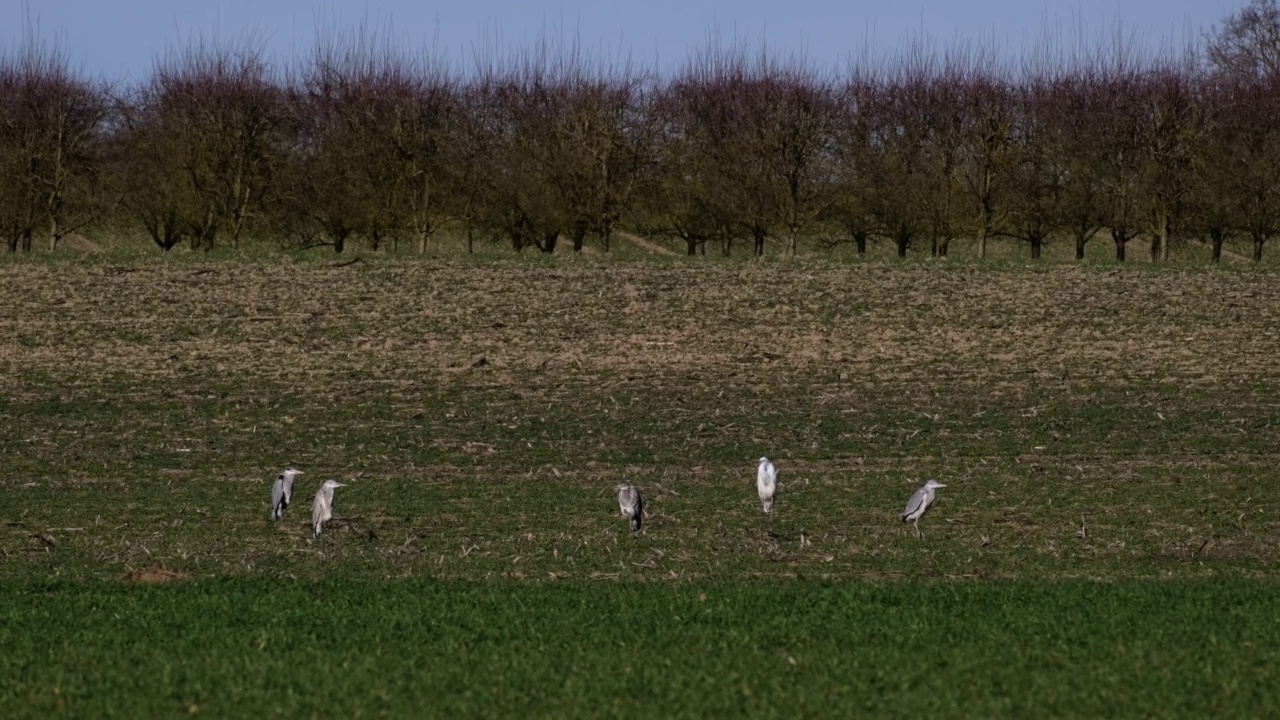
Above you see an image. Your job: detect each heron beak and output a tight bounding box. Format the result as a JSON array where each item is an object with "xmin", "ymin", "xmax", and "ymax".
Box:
[
  {"xmin": 936, "ymin": 483, "xmax": 947, "ymax": 488},
  {"xmin": 296, "ymin": 471, "xmax": 305, "ymax": 475}
]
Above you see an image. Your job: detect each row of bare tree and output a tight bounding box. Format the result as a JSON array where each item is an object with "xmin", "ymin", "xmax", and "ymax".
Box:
[{"xmin": 3, "ymin": 3, "xmax": 1280, "ymax": 261}]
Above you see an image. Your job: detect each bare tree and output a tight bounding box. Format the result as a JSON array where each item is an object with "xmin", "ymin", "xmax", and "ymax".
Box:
[
  {"xmin": 918, "ymin": 71, "xmax": 968, "ymax": 258},
  {"xmin": 478, "ymin": 56, "xmax": 574, "ymax": 254},
  {"xmin": 662, "ymin": 43, "xmax": 837, "ymax": 258},
  {"xmin": 641, "ymin": 88, "xmax": 731, "ymax": 257},
  {"xmin": 957, "ymin": 68, "xmax": 1015, "ymax": 259},
  {"xmin": 1003, "ymin": 77, "xmax": 1062, "ymax": 259},
  {"xmin": 123, "ymin": 34, "xmax": 288, "ymax": 251},
  {"xmin": 1134, "ymin": 62, "xmax": 1204, "ymax": 263},
  {"xmin": 1091, "ymin": 69, "xmax": 1148, "ymax": 262},
  {"xmin": 757, "ymin": 64, "xmax": 838, "ymax": 257},
  {"xmin": 1187, "ymin": 78, "xmax": 1241, "ymax": 262},
  {"xmin": 1207, "ymin": 0, "xmax": 1280, "ymax": 81},
  {"xmin": 281, "ymin": 25, "xmax": 457, "ymax": 254},
  {"xmin": 111, "ymin": 103, "xmax": 197, "ymax": 251},
  {"xmin": 17, "ymin": 12, "xmax": 1280, "ymax": 270},
  {"xmin": 441, "ymin": 79, "xmax": 501, "ymax": 254},
  {"xmin": 380, "ymin": 58, "xmax": 456, "ymax": 254},
  {"xmin": 870, "ymin": 69, "xmax": 934, "ymax": 258},
  {"xmin": 275, "ymin": 80, "xmax": 372, "ymax": 253},
  {"xmin": 1040, "ymin": 75, "xmax": 1105, "ymax": 260},
  {"xmin": 556, "ymin": 68, "xmax": 660, "ymax": 253},
  {"xmin": 1223, "ymin": 77, "xmax": 1280, "ymax": 261},
  {"xmin": 467, "ymin": 41, "xmax": 656, "ymax": 255},
  {"xmin": 0, "ymin": 33, "xmax": 109, "ymax": 252},
  {"xmin": 1199, "ymin": 0, "xmax": 1280, "ymax": 256},
  {"xmin": 660, "ymin": 49, "xmax": 748, "ymax": 257},
  {"xmin": 826, "ymin": 73, "xmax": 883, "ymax": 257}
]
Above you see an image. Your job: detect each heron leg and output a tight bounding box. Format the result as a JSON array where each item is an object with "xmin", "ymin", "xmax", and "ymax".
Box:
[{"xmin": 914, "ymin": 519, "xmax": 923, "ymax": 540}]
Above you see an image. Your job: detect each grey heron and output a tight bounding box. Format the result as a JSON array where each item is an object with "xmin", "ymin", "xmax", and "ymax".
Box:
[
  {"xmin": 311, "ymin": 480, "xmax": 346, "ymax": 538},
  {"xmin": 616, "ymin": 483, "xmax": 644, "ymax": 533},
  {"xmin": 270, "ymin": 467, "xmax": 305, "ymax": 521},
  {"xmin": 902, "ymin": 479, "xmax": 947, "ymax": 539},
  {"xmin": 757, "ymin": 457, "xmax": 777, "ymax": 517}
]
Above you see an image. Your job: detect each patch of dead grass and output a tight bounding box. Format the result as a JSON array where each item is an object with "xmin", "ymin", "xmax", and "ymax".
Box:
[{"xmin": 125, "ymin": 567, "xmax": 189, "ymax": 584}]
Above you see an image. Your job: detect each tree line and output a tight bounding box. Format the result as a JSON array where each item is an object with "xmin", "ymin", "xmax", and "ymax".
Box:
[{"xmin": 3, "ymin": 1, "xmax": 1280, "ymax": 261}]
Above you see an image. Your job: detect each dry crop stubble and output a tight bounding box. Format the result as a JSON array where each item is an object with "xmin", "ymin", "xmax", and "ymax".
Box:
[{"xmin": 1, "ymin": 258, "xmax": 1280, "ymax": 581}]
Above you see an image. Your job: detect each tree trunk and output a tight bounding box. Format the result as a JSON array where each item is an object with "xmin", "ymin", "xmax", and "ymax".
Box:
[
  {"xmin": 417, "ymin": 177, "xmax": 431, "ymax": 254},
  {"xmin": 753, "ymin": 229, "xmax": 766, "ymax": 258},
  {"xmin": 1030, "ymin": 236, "xmax": 1042, "ymax": 259},
  {"xmin": 199, "ymin": 208, "xmax": 217, "ymax": 251},
  {"xmin": 1211, "ymin": 231, "xmax": 1223, "ymax": 263},
  {"xmin": 787, "ymin": 229, "xmax": 798, "ymax": 257},
  {"xmin": 855, "ymin": 232, "xmax": 867, "ymax": 257},
  {"xmin": 977, "ymin": 167, "xmax": 993, "ymax": 259},
  {"xmin": 1112, "ymin": 230, "xmax": 1129, "ymax": 262},
  {"xmin": 466, "ymin": 225, "xmax": 474, "ymax": 254},
  {"xmin": 686, "ymin": 237, "xmax": 699, "ymax": 256},
  {"xmin": 1073, "ymin": 221, "xmax": 1097, "ymax": 261},
  {"xmin": 1149, "ymin": 212, "xmax": 1172, "ymax": 262},
  {"xmin": 894, "ymin": 228, "xmax": 910, "ymax": 258},
  {"xmin": 930, "ymin": 237, "xmax": 938, "ymax": 258},
  {"xmin": 937, "ymin": 238, "xmax": 950, "ymax": 258},
  {"xmin": 334, "ymin": 234, "xmax": 345, "ymax": 254},
  {"xmin": 229, "ymin": 162, "xmax": 249, "ymax": 250},
  {"xmin": 1253, "ymin": 232, "xmax": 1265, "ymax": 262},
  {"xmin": 542, "ymin": 231, "xmax": 559, "ymax": 254},
  {"xmin": 572, "ymin": 228, "xmax": 586, "ymax": 254}
]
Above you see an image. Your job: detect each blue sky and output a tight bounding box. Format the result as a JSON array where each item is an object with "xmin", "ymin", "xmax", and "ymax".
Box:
[{"xmin": 7, "ymin": 1, "xmax": 1243, "ymax": 79}]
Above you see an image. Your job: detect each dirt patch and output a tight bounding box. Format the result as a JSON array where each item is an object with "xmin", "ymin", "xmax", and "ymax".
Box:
[
  {"xmin": 126, "ymin": 568, "xmax": 190, "ymax": 584},
  {"xmin": 616, "ymin": 231, "xmax": 679, "ymax": 257}
]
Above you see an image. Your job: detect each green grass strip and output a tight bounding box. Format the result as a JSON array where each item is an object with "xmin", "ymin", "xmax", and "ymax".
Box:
[{"xmin": 2, "ymin": 579, "xmax": 1277, "ymax": 718}]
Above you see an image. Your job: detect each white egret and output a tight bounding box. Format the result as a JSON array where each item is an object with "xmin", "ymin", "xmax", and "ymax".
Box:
[
  {"xmin": 270, "ymin": 467, "xmax": 304, "ymax": 521},
  {"xmin": 311, "ymin": 480, "xmax": 346, "ymax": 538},
  {"xmin": 757, "ymin": 457, "xmax": 777, "ymax": 517},
  {"xmin": 616, "ymin": 483, "xmax": 644, "ymax": 533},
  {"xmin": 902, "ymin": 479, "xmax": 947, "ymax": 539}
]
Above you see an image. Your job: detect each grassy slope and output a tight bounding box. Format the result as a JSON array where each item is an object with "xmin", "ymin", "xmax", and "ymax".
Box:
[{"xmin": 4, "ymin": 579, "xmax": 1278, "ymax": 719}]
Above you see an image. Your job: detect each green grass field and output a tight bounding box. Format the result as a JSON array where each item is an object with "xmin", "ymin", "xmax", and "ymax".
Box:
[
  {"xmin": 3, "ymin": 247, "xmax": 1280, "ymax": 716},
  {"xmin": 4, "ymin": 579, "xmax": 1279, "ymax": 718}
]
